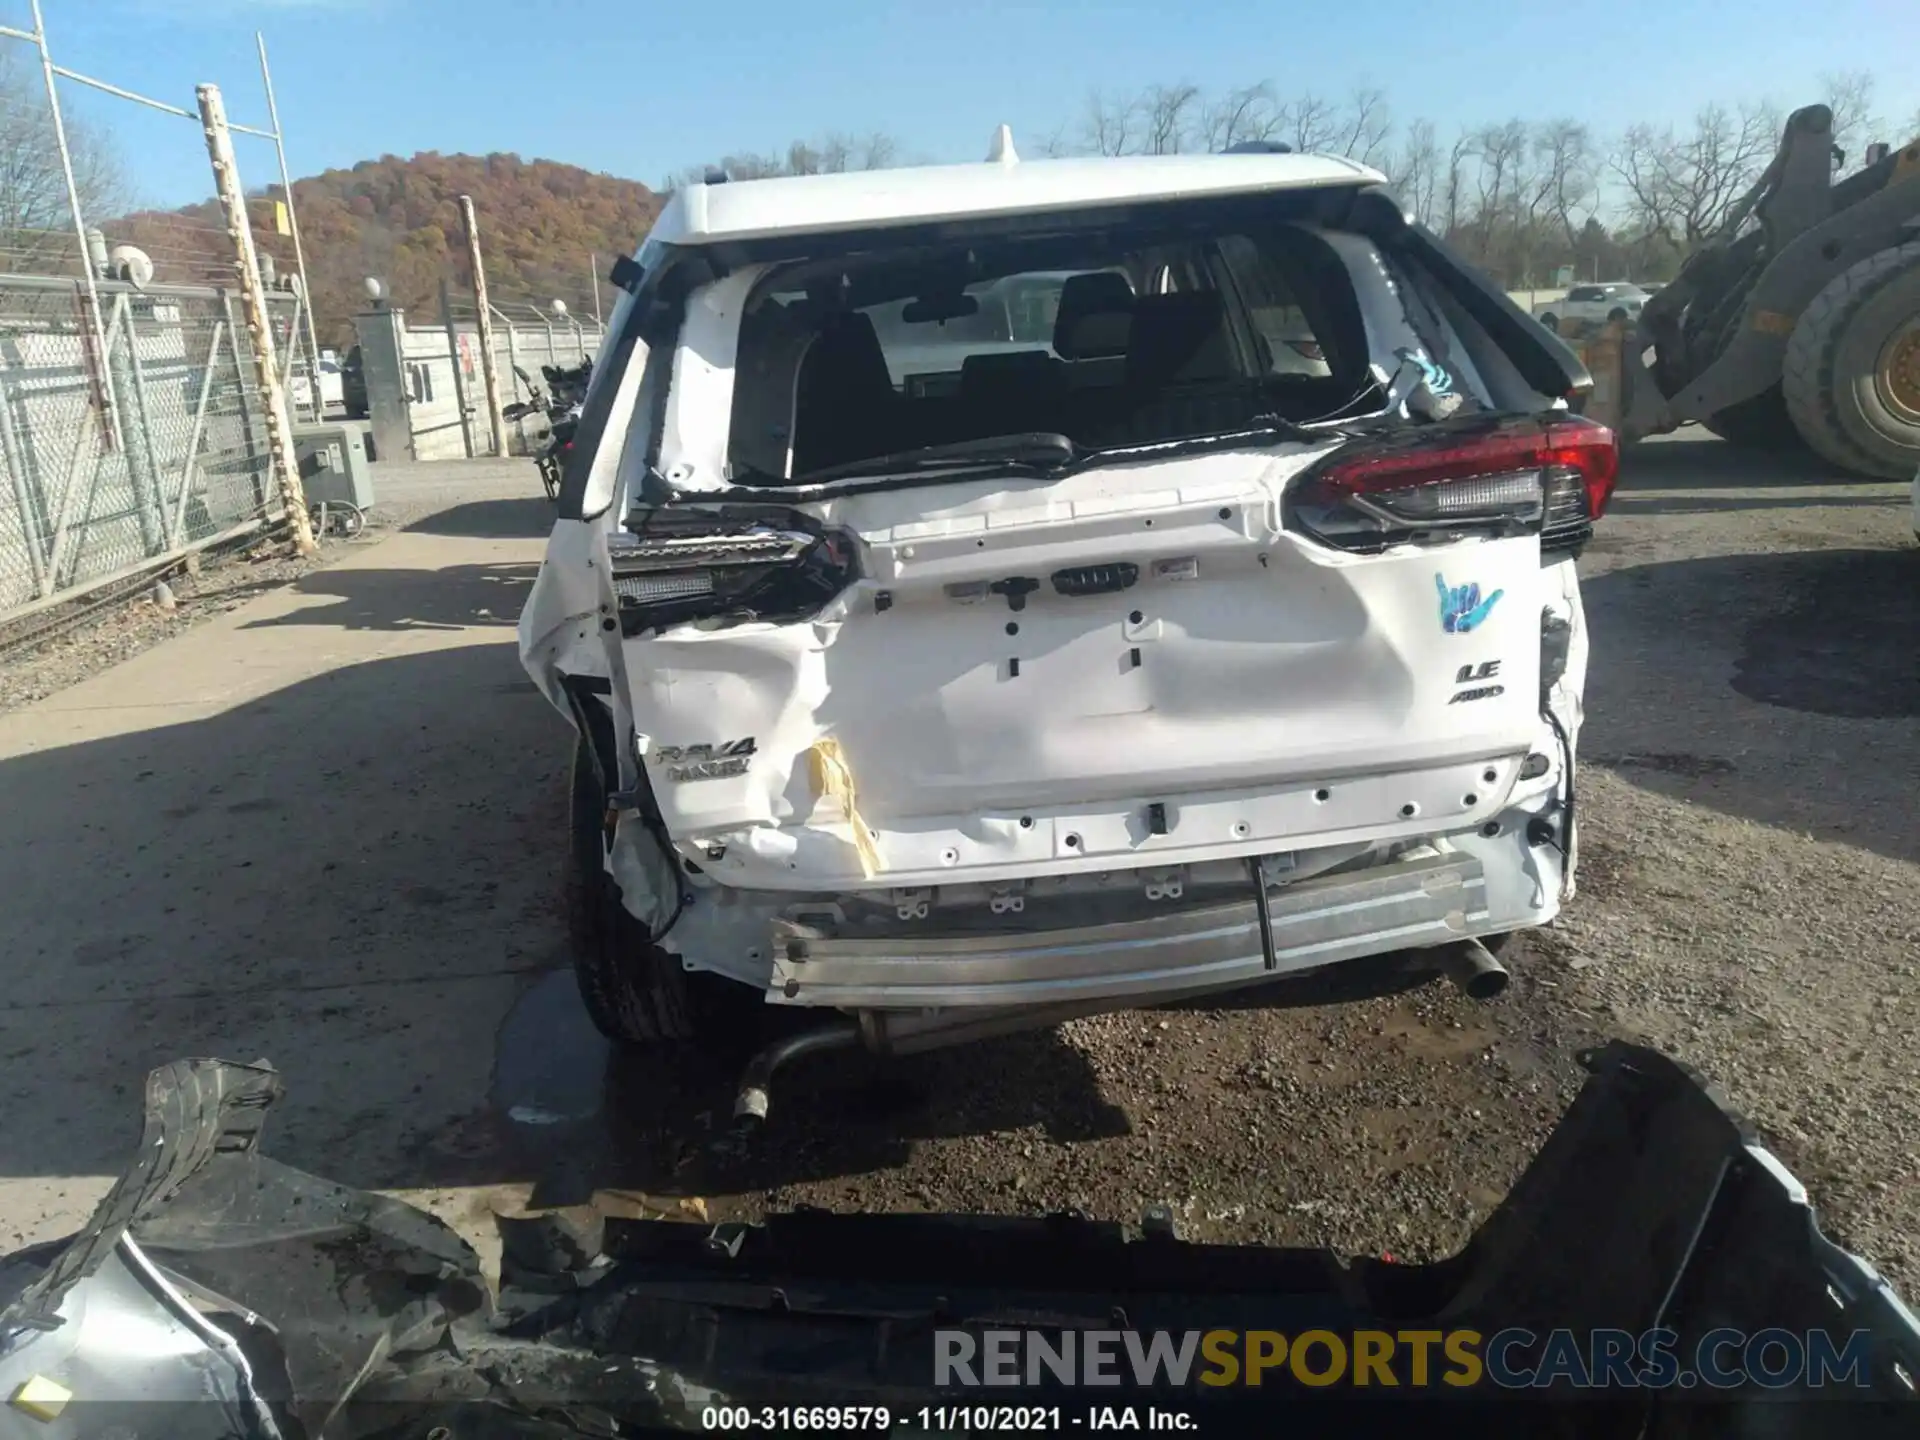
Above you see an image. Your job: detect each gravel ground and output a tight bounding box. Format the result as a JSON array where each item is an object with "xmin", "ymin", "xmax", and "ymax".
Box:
[
  {"xmin": 4, "ymin": 436, "xmax": 1916, "ymax": 1299},
  {"xmin": 488, "ymin": 432, "xmax": 1920, "ymax": 1296}
]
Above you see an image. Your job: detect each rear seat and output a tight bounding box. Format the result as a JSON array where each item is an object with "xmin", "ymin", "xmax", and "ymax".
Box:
[
  {"xmin": 958, "ymin": 351, "xmax": 1065, "ymax": 436},
  {"xmin": 1101, "ymin": 291, "xmax": 1261, "ymax": 445},
  {"xmin": 1052, "ymin": 272, "xmax": 1135, "ymax": 389}
]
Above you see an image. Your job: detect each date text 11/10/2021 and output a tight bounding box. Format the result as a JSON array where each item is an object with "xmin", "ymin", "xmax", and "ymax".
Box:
[{"xmin": 699, "ymin": 1404, "xmax": 1196, "ymax": 1431}]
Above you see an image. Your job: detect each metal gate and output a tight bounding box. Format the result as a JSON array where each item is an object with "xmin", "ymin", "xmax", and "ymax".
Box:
[{"xmin": 0, "ymin": 273, "xmax": 305, "ymax": 622}]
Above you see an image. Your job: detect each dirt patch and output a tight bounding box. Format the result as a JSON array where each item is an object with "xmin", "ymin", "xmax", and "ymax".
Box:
[
  {"xmin": 1589, "ymin": 752, "xmax": 1738, "ymax": 777},
  {"xmin": 1731, "ymin": 548, "xmax": 1920, "ymax": 719},
  {"xmin": 492, "ymin": 767, "xmax": 1917, "ymax": 1293}
]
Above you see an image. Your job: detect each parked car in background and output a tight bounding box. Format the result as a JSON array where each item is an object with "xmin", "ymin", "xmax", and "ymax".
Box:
[
  {"xmin": 520, "ymin": 139, "xmax": 1614, "ymax": 1093},
  {"xmin": 317, "ymin": 350, "xmax": 345, "ymax": 409},
  {"xmin": 1535, "ymin": 282, "xmax": 1652, "ymax": 333}
]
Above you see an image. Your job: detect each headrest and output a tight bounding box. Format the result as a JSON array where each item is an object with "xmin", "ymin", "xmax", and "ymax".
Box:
[
  {"xmin": 1053, "ymin": 272, "xmax": 1136, "ymax": 360},
  {"xmin": 800, "ymin": 311, "xmax": 894, "ymax": 399},
  {"xmin": 961, "ymin": 350, "xmax": 1061, "ymax": 395},
  {"xmin": 1124, "ymin": 292, "xmax": 1236, "ymax": 387}
]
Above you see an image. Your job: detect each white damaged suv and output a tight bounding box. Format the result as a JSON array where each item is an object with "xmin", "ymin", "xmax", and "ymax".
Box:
[{"xmin": 519, "ymin": 137, "xmax": 1616, "ymax": 1101}]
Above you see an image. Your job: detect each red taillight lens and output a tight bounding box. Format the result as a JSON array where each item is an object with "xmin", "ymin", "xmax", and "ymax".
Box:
[
  {"xmin": 1293, "ymin": 415, "xmax": 1618, "ymax": 554},
  {"xmin": 1545, "ymin": 417, "xmax": 1619, "ymax": 519}
]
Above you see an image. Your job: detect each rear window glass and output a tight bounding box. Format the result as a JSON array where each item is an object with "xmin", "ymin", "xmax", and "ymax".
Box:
[{"xmin": 724, "ymin": 222, "xmax": 1371, "ymax": 483}]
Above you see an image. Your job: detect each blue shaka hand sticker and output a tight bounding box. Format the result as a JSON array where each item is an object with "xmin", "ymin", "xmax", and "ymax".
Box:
[{"xmin": 1436, "ymin": 573, "xmax": 1504, "ymax": 634}]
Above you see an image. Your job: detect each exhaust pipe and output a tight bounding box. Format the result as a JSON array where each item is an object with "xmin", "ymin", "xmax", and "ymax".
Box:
[
  {"xmin": 731, "ymin": 1001, "xmax": 1118, "ymax": 1129},
  {"xmin": 732, "ymin": 1021, "xmax": 860, "ymax": 1128},
  {"xmin": 1443, "ymin": 937, "xmax": 1510, "ymax": 1000}
]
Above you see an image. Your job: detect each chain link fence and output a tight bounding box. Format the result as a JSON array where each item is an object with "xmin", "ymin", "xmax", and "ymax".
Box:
[
  {"xmin": 0, "ymin": 273, "xmax": 301, "ymax": 618},
  {"xmin": 0, "ymin": 4, "xmax": 324, "ymax": 627}
]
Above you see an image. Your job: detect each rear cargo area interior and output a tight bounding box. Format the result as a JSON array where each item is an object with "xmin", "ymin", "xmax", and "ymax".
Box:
[{"xmin": 732, "ymin": 223, "xmax": 1382, "ymax": 479}]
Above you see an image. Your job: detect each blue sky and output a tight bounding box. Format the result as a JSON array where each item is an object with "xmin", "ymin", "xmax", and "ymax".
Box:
[{"xmin": 12, "ymin": 0, "xmax": 1920, "ymax": 210}]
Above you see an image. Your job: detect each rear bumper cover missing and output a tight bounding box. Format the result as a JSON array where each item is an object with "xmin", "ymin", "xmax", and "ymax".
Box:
[{"xmin": 770, "ymin": 850, "xmax": 1486, "ymax": 1008}]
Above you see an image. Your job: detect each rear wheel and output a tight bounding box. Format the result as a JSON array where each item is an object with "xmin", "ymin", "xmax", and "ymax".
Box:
[
  {"xmin": 1783, "ymin": 240, "xmax": 1920, "ymax": 479},
  {"xmin": 1702, "ymin": 382, "xmax": 1805, "ymax": 451},
  {"xmin": 563, "ymin": 736, "xmax": 747, "ymax": 1046},
  {"xmin": 1539, "ymin": 313, "xmax": 1559, "ymax": 334}
]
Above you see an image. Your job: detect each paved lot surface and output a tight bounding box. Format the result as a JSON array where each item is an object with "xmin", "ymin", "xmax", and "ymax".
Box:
[{"xmin": 0, "ymin": 438, "xmax": 1914, "ymax": 1296}]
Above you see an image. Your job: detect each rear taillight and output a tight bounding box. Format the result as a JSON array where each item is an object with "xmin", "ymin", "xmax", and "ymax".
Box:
[
  {"xmin": 1291, "ymin": 415, "xmax": 1617, "ymax": 555},
  {"xmin": 609, "ymin": 518, "xmax": 859, "ymax": 634}
]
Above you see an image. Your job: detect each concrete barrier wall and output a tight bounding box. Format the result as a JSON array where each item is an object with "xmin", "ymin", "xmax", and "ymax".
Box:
[{"xmin": 355, "ymin": 307, "xmax": 604, "ymax": 463}]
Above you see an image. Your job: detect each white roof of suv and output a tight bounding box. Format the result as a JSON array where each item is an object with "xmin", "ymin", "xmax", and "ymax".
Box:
[{"xmin": 651, "ymin": 151, "xmax": 1388, "ymax": 247}]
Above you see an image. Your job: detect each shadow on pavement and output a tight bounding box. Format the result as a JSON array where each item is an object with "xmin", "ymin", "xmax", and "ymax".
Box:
[
  {"xmin": 239, "ymin": 563, "xmax": 537, "ymax": 632},
  {"xmin": 0, "ymin": 642, "xmax": 1127, "ymax": 1200},
  {"xmin": 1619, "ymin": 432, "xmax": 1860, "ymax": 489},
  {"xmin": 405, "ymin": 497, "xmax": 556, "ymax": 540},
  {"xmin": 1580, "ymin": 545, "xmax": 1919, "ymax": 864},
  {"xmin": 1609, "ymin": 492, "xmax": 1905, "ymax": 517}
]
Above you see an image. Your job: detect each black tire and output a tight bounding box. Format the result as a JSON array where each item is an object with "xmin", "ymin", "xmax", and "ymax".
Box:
[
  {"xmin": 1539, "ymin": 313, "xmax": 1559, "ymax": 334},
  {"xmin": 1783, "ymin": 240, "xmax": 1920, "ymax": 479},
  {"xmin": 563, "ymin": 737, "xmax": 738, "ymax": 1046},
  {"xmin": 1607, "ymin": 307, "xmax": 1628, "ymax": 323},
  {"xmin": 1702, "ymin": 382, "xmax": 1805, "ymax": 451}
]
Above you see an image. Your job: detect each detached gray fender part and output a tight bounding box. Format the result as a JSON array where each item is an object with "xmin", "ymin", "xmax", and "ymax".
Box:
[{"xmin": 0, "ymin": 1060, "xmax": 489, "ymax": 1439}]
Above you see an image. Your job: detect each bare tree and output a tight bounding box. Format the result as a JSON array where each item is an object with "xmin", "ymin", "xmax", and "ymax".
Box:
[
  {"xmin": 1200, "ymin": 83, "xmax": 1280, "ymax": 152},
  {"xmin": 1610, "ymin": 101, "xmax": 1777, "ymax": 245},
  {"xmin": 1610, "ymin": 124, "xmax": 1669, "ymax": 239},
  {"xmin": 1470, "ymin": 119, "xmax": 1530, "ymax": 257},
  {"xmin": 1819, "ymin": 70, "xmax": 1880, "ymax": 168},
  {"xmin": 0, "ymin": 51, "xmax": 128, "ymax": 265},
  {"xmin": 1443, "ymin": 128, "xmax": 1476, "ymax": 236},
  {"xmin": 1666, "ymin": 101, "xmax": 1780, "ymax": 241},
  {"xmin": 1533, "ymin": 119, "xmax": 1597, "ymax": 247},
  {"xmin": 1034, "ymin": 124, "xmax": 1076, "ymax": 158},
  {"xmin": 1139, "ymin": 83, "xmax": 1202, "ymax": 155},
  {"xmin": 856, "ymin": 132, "xmax": 897, "ymax": 170},
  {"xmin": 1080, "ymin": 89, "xmax": 1142, "ymax": 157},
  {"xmin": 1281, "ymin": 93, "xmax": 1341, "ymax": 154},
  {"xmin": 1337, "ymin": 85, "xmax": 1393, "ymax": 165},
  {"xmin": 680, "ymin": 130, "xmax": 902, "ymax": 186},
  {"xmin": 1388, "ymin": 118, "xmax": 1441, "ymax": 227}
]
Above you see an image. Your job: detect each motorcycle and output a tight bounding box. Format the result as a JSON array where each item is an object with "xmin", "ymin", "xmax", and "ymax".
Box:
[
  {"xmin": 539, "ymin": 361, "xmax": 592, "ymax": 504},
  {"xmin": 503, "ymin": 361, "xmax": 591, "ymax": 504}
]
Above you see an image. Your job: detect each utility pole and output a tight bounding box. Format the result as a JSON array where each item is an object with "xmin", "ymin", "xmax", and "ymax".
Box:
[
  {"xmin": 459, "ymin": 195, "xmax": 508, "ymax": 458},
  {"xmin": 197, "ymin": 82, "xmax": 314, "ymax": 555},
  {"xmin": 589, "ymin": 251, "xmax": 603, "ymax": 328}
]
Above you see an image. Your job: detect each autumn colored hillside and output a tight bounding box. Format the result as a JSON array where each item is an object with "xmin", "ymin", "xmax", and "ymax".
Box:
[{"xmin": 114, "ymin": 152, "xmax": 663, "ymax": 349}]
